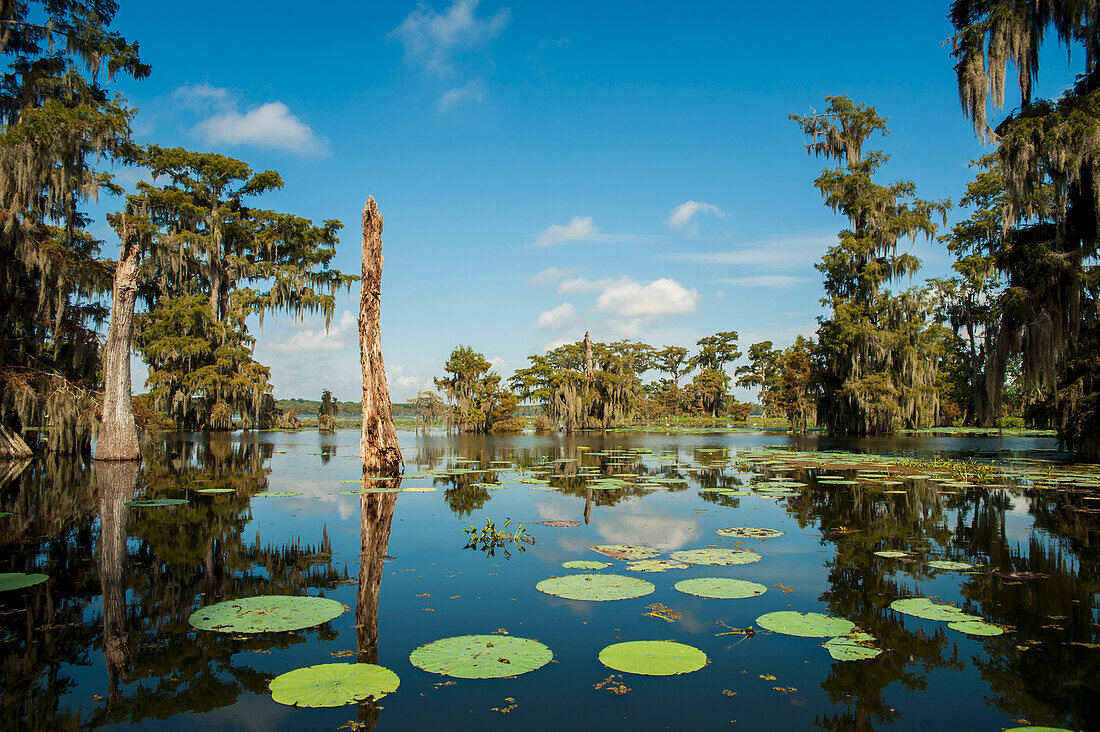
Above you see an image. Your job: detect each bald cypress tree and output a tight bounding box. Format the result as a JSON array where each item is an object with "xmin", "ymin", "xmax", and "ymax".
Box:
[
  {"xmin": 950, "ymin": 1, "xmax": 1100, "ymax": 456},
  {"xmin": 0, "ymin": 0, "xmax": 149, "ymax": 456},
  {"xmin": 791, "ymin": 96, "xmax": 949, "ymax": 434},
  {"xmin": 128, "ymin": 147, "xmax": 356, "ymax": 430}
]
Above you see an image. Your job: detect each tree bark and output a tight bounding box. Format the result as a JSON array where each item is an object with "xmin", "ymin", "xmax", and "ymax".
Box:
[
  {"xmin": 96, "ymin": 216, "xmax": 141, "ymax": 461},
  {"xmin": 0, "ymin": 424, "xmax": 32, "ymax": 459},
  {"xmin": 96, "ymin": 460, "xmax": 137, "ymax": 695},
  {"xmin": 584, "ymin": 331, "xmax": 594, "ymax": 381},
  {"xmin": 359, "ymin": 197, "xmax": 403, "ymax": 474}
]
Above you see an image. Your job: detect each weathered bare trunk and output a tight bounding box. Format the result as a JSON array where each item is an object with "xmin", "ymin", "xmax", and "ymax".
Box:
[
  {"xmin": 96, "ymin": 460, "xmax": 137, "ymax": 695},
  {"xmin": 359, "ymin": 197, "xmax": 403, "ymax": 474},
  {"xmin": 585, "ymin": 331, "xmax": 594, "ymax": 381},
  {"xmin": 356, "ymin": 483, "xmax": 399, "ymax": 729},
  {"xmin": 0, "ymin": 424, "xmax": 32, "ymax": 459},
  {"xmin": 96, "ymin": 219, "xmax": 141, "ymax": 461}
]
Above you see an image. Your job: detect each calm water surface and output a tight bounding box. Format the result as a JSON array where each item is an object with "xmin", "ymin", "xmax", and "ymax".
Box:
[{"xmin": 1, "ymin": 428, "xmax": 1097, "ymax": 731}]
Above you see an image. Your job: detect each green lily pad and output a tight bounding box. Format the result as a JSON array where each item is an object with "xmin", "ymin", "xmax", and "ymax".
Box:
[
  {"xmin": 254, "ymin": 491, "xmax": 304, "ymax": 498},
  {"xmin": 562, "ymin": 560, "xmax": 611, "ymax": 570},
  {"xmin": 536, "ymin": 573, "xmax": 655, "ymax": 601},
  {"xmin": 196, "ymin": 488, "xmax": 234, "ymax": 494},
  {"xmin": 1002, "ymin": 728, "xmax": 1076, "ymax": 731},
  {"xmin": 625, "ymin": 559, "xmax": 689, "ymax": 573},
  {"xmin": 0, "ymin": 573, "xmax": 48, "ymax": 592},
  {"xmin": 408, "ymin": 635, "xmax": 552, "ymax": 678},
  {"xmin": 189, "ymin": 595, "xmax": 345, "ymax": 633},
  {"xmin": 928, "ymin": 560, "xmax": 974, "ymax": 571},
  {"xmin": 674, "ymin": 578, "xmax": 768, "ymax": 599},
  {"xmin": 126, "ymin": 498, "xmax": 189, "ymax": 507},
  {"xmin": 588, "ymin": 544, "xmax": 660, "ymax": 561},
  {"xmin": 756, "ymin": 611, "xmax": 855, "ymax": 638},
  {"xmin": 0, "ymin": 512, "xmax": 14, "ymax": 517},
  {"xmin": 598, "ymin": 640, "xmax": 707, "ymax": 676},
  {"xmin": 269, "ymin": 663, "xmax": 399, "ymax": 707},
  {"xmin": 669, "ymin": 548, "xmax": 761, "ymax": 566},
  {"xmin": 947, "ymin": 620, "xmax": 1005, "ymax": 636},
  {"xmin": 889, "ymin": 597, "xmax": 981, "ymax": 623},
  {"xmin": 822, "ymin": 632, "xmax": 882, "ymax": 661},
  {"xmin": 874, "ymin": 551, "xmax": 911, "ymax": 559},
  {"xmin": 716, "ymin": 527, "xmax": 784, "ymax": 539}
]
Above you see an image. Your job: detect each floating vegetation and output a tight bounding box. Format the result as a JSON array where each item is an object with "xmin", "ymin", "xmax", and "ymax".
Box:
[
  {"xmin": 196, "ymin": 488, "xmax": 234, "ymax": 494},
  {"xmin": 598, "ymin": 640, "xmax": 707, "ymax": 676},
  {"xmin": 463, "ymin": 518, "xmax": 534, "ymax": 555},
  {"xmin": 269, "ymin": 663, "xmax": 400, "ymax": 707},
  {"xmin": 674, "ymin": 578, "xmax": 768, "ymax": 599},
  {"xmin": 0, "ymin": 572, "xmax": 48, "ymax": 592},
  {"xmin": 889, "ymin": 597, "xmax": 981, "ymax": 623},
  {"xmin": 593, "ymin": 674, "xmax": 631, "ymax": 695},
  {"xmin": 535, "ymin": 573, "xmax": 655, "ymax": 601},
  {"xmin": 642, "ymin": 603, "xmax": 683, "ymax": 622},
  {"xmin": 715, "ymin": 527, "xmax": 784, "ymax": 539},
  {"xmin": 254, "ymin": 491, "xmax": 304, "ymax": 498},
  {"xmin": 927, "ymin": 560, "xmax": 975, "ymax": 571},
  {"xmin": 562, "ymin": 560, "xmax": 611, "ymax": 570},
  {"xmin": 189, "ymin": 595, "xmax": 346, "ymax": 633},
  {"xmin": 755, "ymin": 611, "xmax": 855, "ymax": 638},
  {"xmin": 588, "ymin": 544, "xmax": 660, "ymax": 561},
  {"xmin": 822, "ymin": 632, "xmax": 882, "ymax": 661},
  {"xmin": 534, "ymin": 520, "xmax": 581, "ymax": 527},
  {"xmin": 947, "ymin": 620, "xmax": 1005, "ymax": 636},
  {"xmin": 126, "ymin": 498, "xmax": 189, "ymax": 507},
  {"xmin": 873, "ymin": 550, "xmax": 912, "ymax": 559},
  {"xmin": 408, "ymin": 635, "xmax": 552, "ymax": 679},
  {"xmin": 669, "ymin": 548, "xmax": 762, "ymax": 566},
  {"xmin": 625, "ymin": 559, "xmax": 689, "ymax": 573}
]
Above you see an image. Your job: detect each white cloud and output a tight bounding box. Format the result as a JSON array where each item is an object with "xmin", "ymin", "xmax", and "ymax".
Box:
[
  {"xmin": 268, "ymin": 310, "xmax": 355, "ymax": 354},
  {"xmin": 542, "ymin": 336, "xmax": 575, "ymax": 351},
  {"xmin": 195, "ymin": 101, "xmax": 328, "ymax": 157},
  {"xmin": 715, "ymin": 275, "xmax": 807, "ymax": 288},
  {"xmin": 665, "ymin": 200, "xmax": 726, "ymax": 236},
  {"xmin": 529, "ymin": 215, "xmax": 599, "ymax": 248},
  {"xmin": 388, "ymin": 364, "xmax": 427, "ymax": 394},
  {"xmin": 536, "ymin": 302, "xmax": 576, "ymax": 330},
  {"xmin": 527, "ymin": 266, "xmax": 578, "ymax": 286},
  {"xmin": 390, "ymin": 0, "xmax": 509, "ymax": 77},
  {"xmin": 595, "ymin": 277, "xmax": 700, "ymax": 317},
  {"xmin": 439, "ymin": 78, "xmax": 485, "ymax": 111},
  {"xmin": 172, "ymin": 82, "xmax": 232, "ymax": 110}
]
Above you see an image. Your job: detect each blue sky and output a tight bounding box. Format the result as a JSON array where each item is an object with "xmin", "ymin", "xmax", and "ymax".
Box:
[{"xmin": 98, "ymin": 0, "xmax": 1080, "ymax": 402}]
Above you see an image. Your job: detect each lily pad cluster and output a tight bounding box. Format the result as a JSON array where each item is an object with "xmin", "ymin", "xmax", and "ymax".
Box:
[
  {"xmin": 756, "ymin": 611, "xmax": 883, "ymax": 662},
  {"xmin": 409, "ymin": 635, "xmax": 553, "ymax": 678},
  {"xmin": 889, "ymin": 597, "xmax": 1004, "ymax": 636}
]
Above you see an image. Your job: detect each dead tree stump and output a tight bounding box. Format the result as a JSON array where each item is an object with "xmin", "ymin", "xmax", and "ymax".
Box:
[{"xmin": 359, "ymin": 197, "xmax": 404, "ymax": 474}]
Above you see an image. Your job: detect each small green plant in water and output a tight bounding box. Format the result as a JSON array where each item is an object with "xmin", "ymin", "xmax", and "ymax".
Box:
[{"xmin": 463, "ymin": 518, "xmax": 535, "ymax": 556}]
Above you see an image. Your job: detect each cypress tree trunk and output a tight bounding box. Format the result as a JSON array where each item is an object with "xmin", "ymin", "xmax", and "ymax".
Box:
[
  {"xmin": 359, "ymin": 197, "xmax": 403, "ymax": 474},
  {"xmin": 0, "ymin": 425, "xmax": 32, "ymax": 460},
  {"xmin": 585, "ymin": 331, "xmax": 594, "ymax": 381},
  {"xmin": 96, "ymin": 220, "xmax": 141, "ymax": 461},
  {"xmin": 96, "ymin": 460, "xmax": 136, "ymax": 695}
]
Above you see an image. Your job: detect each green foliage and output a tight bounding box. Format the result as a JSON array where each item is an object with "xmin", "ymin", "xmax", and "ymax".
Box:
[
  {"xmin": 462, "ymin": 518, "xmax": 534, "ymax": 555},
  {"xmin": 792, "ymin": 96, "xmax": 948, "ymax": 434},
  {"xmin": 735, "ymin": 341, "xmax": 781, "ymax": 416},
  {"xmin": 434, "ymin": 346, "xmax": 521, "ymax": 433},
  {"xmin": 0, "ymin": 0, "xmax": 148, "ymax": 452}
]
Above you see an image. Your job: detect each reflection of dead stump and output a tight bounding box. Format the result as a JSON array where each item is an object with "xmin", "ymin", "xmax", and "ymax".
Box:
[
  {"xmin": 355, "ymin": 479, "xmax": 399, "ymax": 730},
  {"xmin": 359, "ymin": 197, "xmax": 403, "ymax": 476},
  {"xmin": 96, "ymin": 461, "xmax": 138, "ymax": 694}
]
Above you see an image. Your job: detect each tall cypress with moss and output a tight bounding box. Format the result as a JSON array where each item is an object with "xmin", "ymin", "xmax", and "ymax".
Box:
[
  {"xmin": 128, "ymin": 147, "xmax": 356, "ymax": 430},
  {"xmin": 0, "ymin": 0, "xmax": 149, "ymax": 456},
  {"xmin": 950, "ymin": 1, "xmax": 1100, "ymax": 456},
  {"xmin": 791, "ymin": 96, "xmax": 948, "ymax": 434}
]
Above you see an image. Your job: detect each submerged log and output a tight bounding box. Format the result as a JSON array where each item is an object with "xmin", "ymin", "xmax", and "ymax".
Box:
[
  {"xmin": 359, "ymin": 197, "xmax": 403, "ymax": 474},
  {"xmin": 96, "ymin": 215, "xmax": 142, "ymax": 461}
]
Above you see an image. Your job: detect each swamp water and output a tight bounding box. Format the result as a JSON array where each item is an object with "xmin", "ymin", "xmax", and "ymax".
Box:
[{"xmin": 0, "ymin": 428, "xmax": 1098, "ymax": 731}]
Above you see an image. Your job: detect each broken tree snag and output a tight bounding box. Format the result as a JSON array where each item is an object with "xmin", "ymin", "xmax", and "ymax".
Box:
[
  {"xmin": 359, "ymin": 197, "xmax": 404, "ymax": 474},
  {"xmin": 585, "ymin": 331, "xmax": 594, "ymax": 381},
  {"xmin": 96, "ymin": 214, "xmax": 142, "ymax": 461}
]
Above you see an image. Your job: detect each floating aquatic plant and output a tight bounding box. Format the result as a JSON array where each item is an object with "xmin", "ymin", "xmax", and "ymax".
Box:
[
  {"xmin": 536, "ymin": 573, "xmax": 654, "ymax": 601},
  {"xmin": 716, "ymin": 527, "xmax": 784, "ymax": 539},
  {"xmin": 0, "ymin": 573, "xmax": 48, "ymax": 592},
  {"xmin": 756, "ymin": 611, "xmax": 855, "ymax": 638},
  {"xmin": 409, "ymin": 635, "xmax": 552, "ymax": 679},
  {"xmin": 822, "ymin": 631, "xmax": 882, "ymax": 661},
  {"xmin": 588, "ymin": 544, "xmax": 660, "ymax": 561},
  {"xmin": 669, "ymin": 548, "xmax": 761, "ymax": 566},
  {"xmin": 126, "ymin": 498, "xmax": 189, "ymax": 507},
  {"xmin": 598, "ymin": 640, "xmax": 707, "ymax": 676},
  {"xmin": 674, "ymin": 578, "xmax": 768, "ymax": 599},
  {"xmin": 269, "ymin": 663, "xmax": 399, "ymax": 707},
  {"xmin": 189, "ymin": 595, "xmax": 345, "ymax": 633},
  {"xmin": 562, "ymin": 560, "xmax": 611, "ymax": 570}
]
